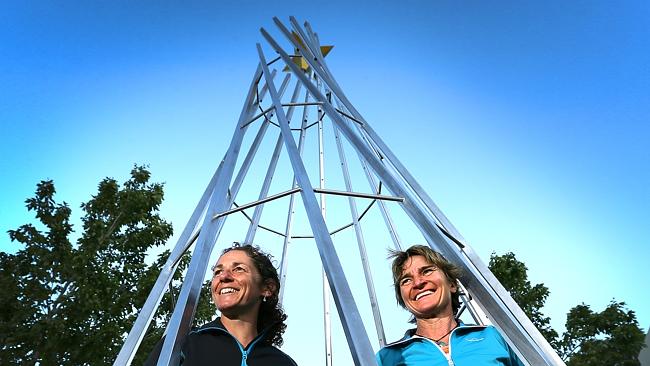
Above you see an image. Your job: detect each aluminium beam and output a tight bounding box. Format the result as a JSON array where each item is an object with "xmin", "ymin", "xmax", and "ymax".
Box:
[
  {"xmin": 291, "ymin": 23, "xmax": 564, "ymax": 365},
  {"xmin": 285, "ymin": 17, "xmax": 464, "ymax": 242},
  {"xmin": 156, "ymin": 64, "xmax": 287, "ymax": 365},
  {"xmin": 341, "ymin": 100, "xmax": 402, "ymax": 251},
  {"xmin": 244, "ymin": 81, "xmax": 303, "ymax": 244},
  {"xmin": 279, "ymin": 87, "xmax": 312, "ymax": 302},
  {"xmin": 312, "ymin": 188, "xmax": 403, "ymax": 202},
  {"xmin": 155, "ymin": 65, "xmax": 263, "ymax": 366},
  {"xmin": 113, "ymin": 159, "xmax": 223, "ymax": 366},
  {"xmin": 213, "ymin": 188, "xmax": 302, "ymax": 220},
  {"xmin": 257, "ymin": 43, "xmax": 377, "ymax": 366},
  {"xmin": 263, "ymin": 22, "xmax": 563, "ymax": 365},
  {"xmin": 229, "ymin": 73, "xmax": 291, "ymax": 197},
  {"xmin": 280, "ymin": 27, "xmax": 538, "ymax": 361},
  {"xmin": 333, "ymin": 123, "xmax": 387, "ymax": 347},
  {"xmin": 118, "ymin": 64, "xmax": 278, "ymax": 364},
  {"xmin": 316, "ymin": 79, "xmax": 334, "ymax": 366}
]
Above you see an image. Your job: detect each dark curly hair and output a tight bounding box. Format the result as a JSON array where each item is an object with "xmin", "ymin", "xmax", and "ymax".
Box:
[{"xmin": 220, "ymin": 243, "xmax": 287, "ymax": 347}]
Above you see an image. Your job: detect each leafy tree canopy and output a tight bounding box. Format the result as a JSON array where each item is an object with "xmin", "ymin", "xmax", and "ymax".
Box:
[
  {"xmin": 488, "ymin": 252, "xmax": 558, "ymax": 345},
  {"xmin": 0, "ymin": 166, "xmax": 213, "ymax": 366},
  {"xmin": 559, "ymin": 300, "xmax": 646, "ymax": 366},
  {"xmin": 489, "ymin": 252, "xmax": 645, "ymax": 366}
]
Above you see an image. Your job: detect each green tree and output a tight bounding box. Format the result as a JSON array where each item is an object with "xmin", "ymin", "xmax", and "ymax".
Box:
[
  {"xmin": 489, "ymin": 252, "xmax": 645, "ymax": 365},
  {"xmin": 558, "ymin": 300, "xmax": 645, "ymax": 366},
  {"xmin": 0, "ymin": 166, "xmax": 213, "ymax": 365},
  {"xmin": 488, "ymin": 252, "xmax": 559, "ymax": 346}
]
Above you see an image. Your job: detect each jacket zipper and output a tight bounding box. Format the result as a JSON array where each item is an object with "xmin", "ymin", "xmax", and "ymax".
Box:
[
  {"xmin": 197, "ymin": 325, "xmax": 265, "ymax": 366},
  {"xmin": 422, "ymin": 337, "xmax": 454, "ymax": 366}
]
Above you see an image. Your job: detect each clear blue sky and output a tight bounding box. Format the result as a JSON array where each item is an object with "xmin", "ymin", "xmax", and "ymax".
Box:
[{"xmin": 1, "ymin": 1, "xmax": 648, "ymax": 364}]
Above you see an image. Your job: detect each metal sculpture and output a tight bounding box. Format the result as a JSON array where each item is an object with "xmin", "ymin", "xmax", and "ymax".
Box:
[{"xmin": 114, "ymin": 17, "xmax": 564, "ymax": 366}]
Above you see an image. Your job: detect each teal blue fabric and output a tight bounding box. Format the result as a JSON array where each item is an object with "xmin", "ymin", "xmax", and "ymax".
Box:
[{"xmin": 376, "ymin": 324, "xmax": 524, "ymax": 366}]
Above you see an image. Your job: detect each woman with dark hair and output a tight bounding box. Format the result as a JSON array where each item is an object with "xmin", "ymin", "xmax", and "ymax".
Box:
[
  {"xmin": 145, "ymin": 243, "xmax": 296, "ymax": 366},
  {"xmin": 376, "ymin": 245, "xmax": 523, "ymax": 366}
]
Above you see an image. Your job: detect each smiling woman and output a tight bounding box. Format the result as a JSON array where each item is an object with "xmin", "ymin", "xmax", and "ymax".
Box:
[
  {"xmin": 377, "ymin": 245, "xmax": 524, "ymax": 366},
  {"xmin": 145, "ymin": 244, "xmax": 297, "ymax": 366}
]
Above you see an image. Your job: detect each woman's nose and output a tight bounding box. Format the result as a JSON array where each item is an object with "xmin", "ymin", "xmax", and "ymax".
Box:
[
  {"xmin": 412, "ymin": 275, "xmax": 426, "ymax": 288},
  {"xmin": 215, "ymin": 270, "xmax": 234, "ymax": 280}
]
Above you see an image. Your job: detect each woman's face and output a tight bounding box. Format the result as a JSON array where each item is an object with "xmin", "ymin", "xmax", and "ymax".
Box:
[
  {"xmin": 398, "ymin": 255, "xmax": 457, "ymax": 319},
  {"xmin": 211, "ymin": 250, "xmax": 271, "ymax": 319}
]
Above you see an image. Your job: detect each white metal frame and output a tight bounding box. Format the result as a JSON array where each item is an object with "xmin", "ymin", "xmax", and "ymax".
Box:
[{"xmin": 114, "ymin": 17, "xmax": 565, "ymax": 366}]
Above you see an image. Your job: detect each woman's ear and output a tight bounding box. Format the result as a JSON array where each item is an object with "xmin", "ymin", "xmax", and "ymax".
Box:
[{"xmin": 263, "ymin": 279, "xmax": 277, "ymax": 298}]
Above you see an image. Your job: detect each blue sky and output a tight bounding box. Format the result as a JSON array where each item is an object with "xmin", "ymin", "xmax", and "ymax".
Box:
[{"xmin": 1, "ymin": 1, "xmax": 648, "ymax": 364}]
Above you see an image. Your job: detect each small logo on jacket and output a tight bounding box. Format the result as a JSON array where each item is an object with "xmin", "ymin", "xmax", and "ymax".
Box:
[{"xmin": 465, "ymin": 337, "xmax": 485, "ymax": 342}]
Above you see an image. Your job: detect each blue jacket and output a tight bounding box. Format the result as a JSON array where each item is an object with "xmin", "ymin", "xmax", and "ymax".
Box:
[{"xmin": 376, "ymin": 323, "xmax": 524, "ymax": 366}]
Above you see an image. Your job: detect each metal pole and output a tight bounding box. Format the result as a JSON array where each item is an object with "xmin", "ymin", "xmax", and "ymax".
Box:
[
  {"xmin": 338, "ymin": 99, "xmax": 402, "ymax": 251},
  {"xmin": 279, "ymin": 86, "xmax": 312, "ymax": 302},
  {"xmin": 300, "ymin": 21, "xmax": 556, "ymax": 364},
  {"xmin": 333, "ymin": 122, "xmax": 387, "ymax": 347},
  {"xmin": 311, "ymin": 188, "xmax": 403, "ymax": 202},
  {"xmin": 456, "ymin": 280, "xmax": 490, "ymax": 325},
  {"xmin": 316, "ymin": 79, "xmax": 334, "ymax": 366},
  {"xmin": 244, "ymin": 80, "xmax": 303, "ymax": 244},
  {"xmin": 212, "ymin": 188, "xmax": 302, "ymax": 220},
  {"xmin": 228, "ymin": 73, "xmax": 291, "ymax": 196},
  {"xmin": 264, "ymin": 23, "xmax": 561, "ymax": 364},
  {"xmin": 113, "ymin": 160, "xmax": 223, "ymax": 366},
  {"xmin": 257, "ymin": 42, "xmax": 376, "ymax": 366},
  {"xmin": 290, "ymin": 17, "xmax": 465, "ymax": 243},
  {"xmin": 156, "ymin": 64, "xmax": 265, "ymax": 366}
]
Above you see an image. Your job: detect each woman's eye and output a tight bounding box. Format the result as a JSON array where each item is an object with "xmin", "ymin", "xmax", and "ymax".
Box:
[
  {"xmin": 423, "ymin": 267, "xmax": 437, "ymax": 276},
  {"xmin": 234, "ymin": 266, "xmax": 245, "ymax": 272},
  {"xmin": 400, "ymin": 278, "xmax": 412, "ymax": 286},
  {"xmin": 213, "ymin": 270, "xmax": 222, "ymax": 277}
]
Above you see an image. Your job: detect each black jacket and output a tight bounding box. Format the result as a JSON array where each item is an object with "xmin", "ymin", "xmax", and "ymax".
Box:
[{"xmin": 144, "ymin": 318, "xmax": 297, "ymax": 366}]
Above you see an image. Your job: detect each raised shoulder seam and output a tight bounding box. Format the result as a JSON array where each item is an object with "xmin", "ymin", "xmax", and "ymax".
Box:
[{"xmin": 190, "ymin": 326, "xmax": 228, "ymax": 335}]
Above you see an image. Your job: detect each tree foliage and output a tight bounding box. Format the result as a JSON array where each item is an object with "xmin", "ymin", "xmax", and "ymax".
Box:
[
  {"xmin": 489, "ymin": 252, "xmax": 645, "ymax": 365},
  {"xmin": 0, "ymin": 166, "xmax": 213, "ymax": 365},
  {"xmin": 558, "ymin": 301, "xmax": 645, "ymax": 366},
  {"xmin": 488, "ymin": 252, "xmax": 558, "ymax": 345}
]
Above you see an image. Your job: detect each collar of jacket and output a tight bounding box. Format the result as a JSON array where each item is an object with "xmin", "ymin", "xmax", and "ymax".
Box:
[
  {"xmin": 192, "ymin": 317, "xmax": 276, "ymax": 344},
  {"xmin": 385, "ymin": 320, "xmax": 487, "ymax": 348}
]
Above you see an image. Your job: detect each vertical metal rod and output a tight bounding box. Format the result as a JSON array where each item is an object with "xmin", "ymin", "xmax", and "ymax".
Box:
[
  {"xmin": 289, "ymin": 19, "xmax": 402, "ymax": 254},
  {"xmin": 263, "ymin": 26, "xmax": 559, "ymax": 365},
  {"xmin": 244, "ymin": 80, "xmax": 303, "ymax": 244},
  {"xmin": 301, "ymin": 20, "xmax": 557, "ymax": 363},
  {"xmin": 332, "ymin": 122, "xmax": 387, "ymax": 347},
  {"xmin": 113, "ymin": 159, "xmax": 224, "ymax": 366},
  {"xmin": 334, "ymin": 96, "xmax": 403, "ymax": 252},
  {"xmin": 128, "ymin": 68, "xmax": 280, "ymax": 366},
  {"xmin": 241, "ymin": 131, "xmax": 283, "ymax": 243},
  {"xmin": 284, "ymin": 18, "xmax": 451, "ymax": 240},
  {"xmin": 156, "ymin": 64, "xmax": 264, "ymax": 366},
  {"xmin": 456, "ymin": 280, "xmax": 489, "ymax": 325},
  {"xmin": 316, "ymin": 78, "xmax": 333, "ymax": 366},
  {"xmin": 309, "ymin": 23, "xmax": 404, "ymax": 256},
  {"xmin": 289, "ymin": 17, "xmax": 466, "ymax": 244},
  {"xmin": 279, "ymin": 85, "xmax": 312, "ymax": 302},
  {"xmin": 158, "ymin": 72, "xmax": 294, "ymax": 360},
  {"xmin": 229, "ymin": 72, "xmax": 290, "ymax": 195},
  {"xmin": 257, "ymin": 42, "xmax": 376, "ymax": 366}
]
